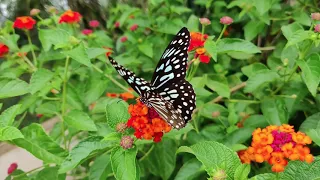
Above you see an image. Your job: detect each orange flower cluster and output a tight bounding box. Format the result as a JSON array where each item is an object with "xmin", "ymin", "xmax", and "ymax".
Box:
[
  {"xmin": 59, "ymin": 10, "xmax": 81, "ymax": 24},
  {"xmin": 0, "ymin": 43, "xmax": 9, "ymax": 57},
  {"xmin": 13, "ymin": 16, "xmax": 36, "ymax": 30},
  {"xmin": 188, "ymin": 32, "xmax": 211, "ymax": 63},
  {"xmin": 106, "ymin": 88, "xmax": 135, "ymax": 101},
  {"xmin": 127, "ymin": 100, "xmax": 171, "ymax": 142},
  {"xmin": 238, "ymin": 124, "xmax": 314, "ymax": 172}
]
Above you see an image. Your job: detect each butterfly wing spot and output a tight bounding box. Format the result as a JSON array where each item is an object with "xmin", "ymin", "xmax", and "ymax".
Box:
[
  {"xmin": 164, "ymin": 65, "xmax": 172, "ymax": 72},
  {"xmin": 183, "ymin": 102, "xmax": 188, "ymax": 106},
  {"xmin": 177, "ymin": 74, "xmax": 181, "ymax": 77},
  {"xmin": 175, "ymin": 65, "xmax": 180, "ymax": 69}
]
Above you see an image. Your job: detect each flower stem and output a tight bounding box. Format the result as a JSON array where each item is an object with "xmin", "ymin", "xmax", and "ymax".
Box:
[
  {"xmin": 139, "ymin": 145, "xmax": 155, "ymax": 162},
  {"xmin": 92, "ymin": 64, "xmax": 131, "ymax": 93},
  {"xmin": 25, "ymin": 30, "xmax": 37, "ymax": 67},
  {"xmin": 60, "ymin": 56, "xmax": 70, "ymax": 149},
  {"xmin": 227, "ymin": 99, "xmax": 260, "ymax": 104},
  {"xmin": 22, "ymin": 54, "xmax": 37, "ymax": 71},
  {"xmin": 201, "ymin": 24, "xmax": 205, "ymax": 41},
  {"xmin": 12, "ymin": 164, "xmax": 46, "ymax": 178},
  {"xmin": 216, "ymin": 25, "xmax": 227, "ymax": 43}
]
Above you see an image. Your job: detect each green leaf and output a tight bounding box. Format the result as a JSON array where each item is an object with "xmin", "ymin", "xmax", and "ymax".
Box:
[
  {"xmin": 204, "ymin": 39, "xmax": 217, "ymax": 62},
  {"xmin": 36, "ymin": 167, "xmax": 66, "ymax": 180},
  {"xmin": 64, "ymin": 110, "xmax": 97, "ymax": 131},
  {"xmin": 59, "ymin": 136, "xmax": 112, "ymax": 173},
  {"xmin": 36, "ymin": 101, "xmax": 60, "ymax": 115},
  {"xmin": 87, "ymin": 48, "xmax": 108, "ymax": 59},
  {"xmin": 241, "ymin": 63, "xmax": 268, "ymax": 77},
  {"xmin": 66, "ymin": 84, "xmax": 84, "ymax": 110},
  {"xmin": 110, "ymin": 146, "xmax": 138, "ymax": 180},
  {"xmin": 64, "ymin": 43, "xmax": 92, "ymax": 67},
  {"xmin": 199, "ymin": 104, "xmax": 228, "ymax": 119},
  {"xmin": 175, "ymin": 158, "xmax": 204, "ymax": 180},
  {"xmin": 299, "ymin": 112, "xmax": 320, "ymax": 133},
  {"xmin": 285, "ymin": 30, "xmax": 311, "ymax": 47},
  {"xmin": 39, "ymin": 28, "xmax": 70, "ymax": 51},
  {"xmin": 106, "ymin": 100, "xmax": 130, "ymax": 129},
  {"xmin": 253, "ymin": 0, "xmax": 272, "ymax": 15},
  {"xmin": 244, "ymin": 21, "xmax": 265, "ymax": 41},
  {"xmin": 13, "ymin": 123, "xmax": 67, "ymax": 164},
  {"xmin": 0, "ymin": 104, "xmax": 21, "ymax": 127},
  {"xmin": 89, "ymin": 153, "xmax": 112, "ymax": 180},
  {"xmin": 0, "ymin": 126, "xmax": 24, "ymax": 141},
  {"xmin": 224, "ymin": 127, "xmax": 255, "ymax": 147},
  {"xmin": 234, "ymin": 164, "xmax": 250, "ymax": 180},
  {"xmin": 170, "ymin": 6, "xmax": 191, "ymax": 14},
  {"xmin": 281, "ymin": 22, "xmax": 303, "ymax": 40},
  {"xmin": 38, "ymin": 49, "xmax": 66, "ymax": 62},
  {"xmin": 279, "ymin": 156, "xmax": 320, "ymax": 179},
  {"xmin": 0, "ymin": 34, "xmax": 19, "ymax": 51},
  {"xmin": 249, "ymin": 173, "xmax": 276, "ymax": 180},
  {"xmin": 177, "ymin": 141, "xmax": 241, "ymax": 178},
  {"xmin": 243, "ymin": 115, "xmax": 268, "ymax": 128},
  {"xmin": 297, "ymin": 54, "xmax": 320, "ymax": 97},
  {"xmin": 261, "ymin": 98, "xmax": 288, "ymax": 125},
  {"xmin": 0, "ymin": 78, "xmax": 29, "ymax": 99},
  {"xmin": 144, "ymin": 138, "xmax": 177, "ymax": 180},
  {"xmin": 83, "ymin": 73, "xmax": 109, "ymax": 106},
  {"xmin": 187, "ymin": 15, "xmax": 199, "ymax": 32},
  {"xmin": 29, "ymin": 68, "xmax": 54, "ymax": 94},
  {"xmin": 293, "ymin": 11, "xmax": 311, "ymax": 26},
  {"xmin": 217, "ymin": 38, "xmax": 261, "ymax": 54},
  {"xmin": 206, "ymin": 74, "xmax": 230, "ymax": 98},
  {"xmin": 138, "ymin": 42, "xmax": 153, "ymax": 58},
  {"xmin": 306, "ymin": 129, "xmax": 320, "ymax": 146},
  {"xmin": 244, "ymin": 70, "xmax": 280, "ymax": 93}
]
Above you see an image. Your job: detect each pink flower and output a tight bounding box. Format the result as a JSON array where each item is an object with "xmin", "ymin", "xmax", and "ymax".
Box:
[
  {"xmin": 311, "ymin": 13, "xmax": 320, "ymax": 21},
  {"xmin": 89, "ymin": 20, "xmax": 100, "ymax": 28},
  {"xmin": 82, "ymin": 29, "xmax": 93, "ymax": 35},
  {"xmin": 199, "ymin": 18, "xmax": 211, "ymax": 25},
  {"xmin": 7, "ymin": 163, "xmax": 18, "ymax": 174},
  {"xmin": 314, "ymin": 24, "xmax": 320, "ymax": 32},
  {"xmin": 130, "ymin": 24, "xmax": 138, "ymax": 31},
  {"xmin": 220, "ymin": 16, "xmax": 233, "ymax": 25},
  {"xmin": 120, "ymin": 36, "xmax": 128, "ymax": 42},
  {"xmin": 114, "ymin": 21, "xmax": 120, "ymax": 28},
  {"xmin": 120, "ymin": 136, "xmax": 134, "ymax": 149}
]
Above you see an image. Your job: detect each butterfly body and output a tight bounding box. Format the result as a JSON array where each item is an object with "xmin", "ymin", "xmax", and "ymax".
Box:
[{"xmin": 108, "ymin": 27, "xmax": 196, "ymax": 129}]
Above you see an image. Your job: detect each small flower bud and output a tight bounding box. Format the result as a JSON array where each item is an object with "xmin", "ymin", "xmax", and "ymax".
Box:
[
  {"xmin": 291, "ymin": 94, "xmax": 297, "ymax": 99},
  {"xmin": 30, "ymin": 9, "xmax": 40, "ymax": 16},
  {"xmin": 314, "ymin": 24, "xmax": 320, "ymax": 33},
  {"xmin": 283, "ymin": 58, "xmax": 289, "ymax": 66},
  {"xmin": 212, "ymin": 169, "xmax": 227, "ymax": 180},
  {"xmin": 120, "ymin": 36, "xmax": 128, "ymax": 42},
  {"xmin": 138, "ymin": 38, "xmax": 143, "ymax": 43},
  {"xmin": 130, "ymin": 24, "xmax": 138, "ymax": 31},
  {"xmin": 114, "ymin": 21, "xmax": 120, "ymax": 28},
  {"xmin": 120, "ymin": 136, "xmax": 134, "ymax": 149},
  {"xmin": 199, "ymin": 18, "xmax": 211, "ymax": 26},
  {"xmin": 47, "ymin": 6, "xmax": 57, "ymax": 14},
  {"xmin": 7, "ymin": 163, "xmax": 18, "ymax": 174},
  {"xmin": 116, "ymin": 122, "xmax": 127, "ymax": 133},
  {"xmin": 212, "ymin": 111, "xmax": 220, "ymax": 118},
  {"xmin": 69, "ymin": 36, "xmax": 80, "ymax": 45},
  {"xmin": 51, "ymin": 89, "xmax": 59, "ymax": 94},
  {"xmin": 220, "ymin": 16, "xmax": 233, "ymax": 25},
  {"xmin": 311, "ymin": 13, "xmax": 320, "ymax": 21},
  {"xmin": 89, "ymin": 20, "xmax": 100, "ymax": 28}
]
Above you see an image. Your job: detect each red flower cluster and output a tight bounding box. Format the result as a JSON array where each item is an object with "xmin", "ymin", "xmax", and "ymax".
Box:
[
  {"xmin": 89, "ymin": 20, "xmax": 100, "ymax": 28},
  {"xmin": 130, "ymin": 24, "xmax": 138, "ymax": 31},
  {"xmin": 59, "ymin": 10, "xmax": 81, "ymax": 24},
  {"xmin": 120, "ymin": 36, "xmax": 128, "ymax": 42},
  {"xmin": 103, "ymin": 47, "xmax": 113, "ymax": 57},
  {"xmin": 13, "ymin": 16, "xmax": 36, "ymax": 30},
  {"xmin": 238, "ymin": 124, "xmax": 314, "ymax": 172},
  {"xmin": 188, "ymin": 32, "xmax": 211, "ymax": 63},
  {"xmin": 127, "ymin": 100, "xmax": 171, "ymax": 142},
  {"xmin": 82, "ymin": 29, "xmax": 92, "ymax": 35},
  {"xmin": 0, "ymin": 43, "xmax": 9, "ymax": 57},
  {"xmin": 114, "ymin": 21, "xmax": 120, "ymax": 28}
]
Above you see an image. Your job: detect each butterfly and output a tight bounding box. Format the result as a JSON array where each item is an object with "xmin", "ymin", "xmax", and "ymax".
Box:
[{"xmin": 108, "ymin": 27, "xmax": 196, "ymax": 129}]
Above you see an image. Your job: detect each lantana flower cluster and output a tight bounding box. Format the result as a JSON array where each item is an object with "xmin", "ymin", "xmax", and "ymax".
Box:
[
  {"xmin": 126, "ymin": 99, "xmax": 171, "ymax": 142},
  {"xmin": 188, "ymin": 32, "xmax": 211, "ymax": 63},
  {"xmin": 238, "ymin": 124, "xmax": 314, "ymax": 172}
]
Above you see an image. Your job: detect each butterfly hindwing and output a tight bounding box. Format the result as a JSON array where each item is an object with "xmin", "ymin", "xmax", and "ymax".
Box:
[
  {"xmin": 158, "ymin": 80, "xmax": 196, "ymax": 122},
  {"xmin": 147, "ymin": 93, "xmax": 185, "ymax": 129},
  {"xmin": 151, "ymin": 27, "xmax": 190, "ymax": 91},
  {"xmin": 108, "ymin": 57, "xmax": 151, "ymax": 95}
]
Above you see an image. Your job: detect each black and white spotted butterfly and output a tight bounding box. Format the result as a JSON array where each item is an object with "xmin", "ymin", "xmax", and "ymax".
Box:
[{"xmin": 108, "ymin": 27, "xmax": 196, "ymax": 129}]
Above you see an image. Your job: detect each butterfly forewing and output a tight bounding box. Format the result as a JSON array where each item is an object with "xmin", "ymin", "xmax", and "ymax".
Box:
[
  {"xmin": 151, "ymin": 27, "xmax": 190, "ymax": 91},
  {"xmin": 158, "ymin": 80, "xmax": 196, "ymax": 122},
  {"xmin": 108, "ymin": 57, "xmax": 151, "ymax": 96},
  {"xmin": 148, "ymin": 93, "xmax": 185, "ymax": 129}
]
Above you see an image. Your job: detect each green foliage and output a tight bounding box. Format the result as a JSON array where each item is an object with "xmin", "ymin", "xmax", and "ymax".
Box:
[{"xmin": 1, "ymin": 0, "xmax": 320, "ymax": 179}]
